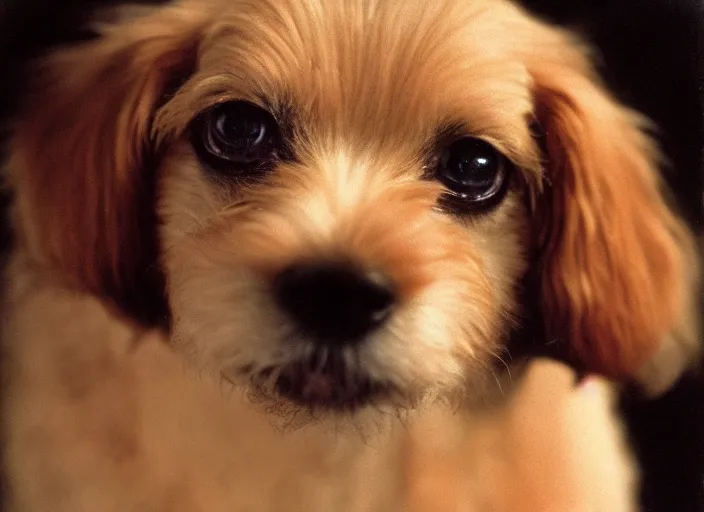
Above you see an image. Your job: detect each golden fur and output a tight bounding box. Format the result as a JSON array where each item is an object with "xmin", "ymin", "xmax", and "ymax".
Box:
[
  {"xmin": 404, "ymin": 364, "xmax": 638, "ymax": 512},
  {"xmin": 2, "ymin": 0, "xmax": 700, "ymax": 509}
]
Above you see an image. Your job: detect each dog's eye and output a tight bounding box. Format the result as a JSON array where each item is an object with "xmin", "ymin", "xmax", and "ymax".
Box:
[
  {"xmin": 190, "ymin": 100, "xmax": 281, "ymax": 174},
  {"xmin": 435, "ymin": 137, "xmax": 510, "ymax": 212}
]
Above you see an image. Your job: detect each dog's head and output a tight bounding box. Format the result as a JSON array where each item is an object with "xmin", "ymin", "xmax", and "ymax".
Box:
[{"xmin": 8, "ymin": 0, "xmax": 700, "ymax": 412}]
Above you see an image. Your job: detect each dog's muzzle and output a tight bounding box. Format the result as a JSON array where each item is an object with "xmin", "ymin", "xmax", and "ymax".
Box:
[{"xmin": 267, "ymin": 262, "xmax": 395, "ymax": 409}]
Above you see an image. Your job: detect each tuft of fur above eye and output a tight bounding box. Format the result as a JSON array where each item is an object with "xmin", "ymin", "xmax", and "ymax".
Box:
[
  {"xmin": 189, "ymin": 100, "xmax": 282, "ymax": 175},
  {"xmin": 436, "ymin": 137, "xmax": 511, "ymax": 213}
]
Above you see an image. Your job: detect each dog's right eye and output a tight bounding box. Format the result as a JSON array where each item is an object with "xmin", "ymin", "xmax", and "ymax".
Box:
[{"xmin": 189, "ymin": 100, "xmax": 282, "ymax": 175}]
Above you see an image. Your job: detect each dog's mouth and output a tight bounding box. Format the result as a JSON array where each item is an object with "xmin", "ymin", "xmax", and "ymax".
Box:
[{"xmin": 251, "ymin": 349, "xmax": 389, "ymax": 410}]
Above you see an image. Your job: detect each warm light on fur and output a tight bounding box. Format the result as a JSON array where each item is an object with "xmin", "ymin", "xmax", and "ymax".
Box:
[
  {"xmin": 530, "ymin": 49, "xmax": 699, "ymax": 382},
  {"xmin": 6, "ymin": 0, "xmax": 698, "ymax": 405},
  {"xmin": 3, "ymin": 0, "xmax": 700, "ymax": 509}
]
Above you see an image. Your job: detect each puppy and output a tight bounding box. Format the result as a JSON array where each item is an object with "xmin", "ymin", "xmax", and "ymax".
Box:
[{"xmin": 1, "ymin": 0, "xmax": 700, "ymax": 510}]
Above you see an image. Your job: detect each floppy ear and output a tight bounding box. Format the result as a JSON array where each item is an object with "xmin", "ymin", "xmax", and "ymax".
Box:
[
  {"xmin": 528, "ymin": 38, "xmax": 700, "ymax": 392},
  {"xmin": 7, "ymin": 4, "xmax": 207, "ymax": 325}
]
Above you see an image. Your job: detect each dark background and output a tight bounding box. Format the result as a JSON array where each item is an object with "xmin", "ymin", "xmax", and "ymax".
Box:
[{"xmin": 0, "ymin": 1, "xmax": 702, "ymax": 511}]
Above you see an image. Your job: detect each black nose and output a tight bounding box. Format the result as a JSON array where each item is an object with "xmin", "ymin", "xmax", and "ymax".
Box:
[{"xmin": 273, "ymin": 263, "xmax": 395, "ymax": 345}]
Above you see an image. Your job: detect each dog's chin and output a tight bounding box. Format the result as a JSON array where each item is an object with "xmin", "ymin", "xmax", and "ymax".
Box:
[{"xmin": 247, "ymin": 349, "xmax": 394, "ymax": 413}]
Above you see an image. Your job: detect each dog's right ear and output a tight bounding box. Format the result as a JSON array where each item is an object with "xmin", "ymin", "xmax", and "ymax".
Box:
[{"xmin": 7, "ymin": 3, "xmax": 208, "ymax": 325}]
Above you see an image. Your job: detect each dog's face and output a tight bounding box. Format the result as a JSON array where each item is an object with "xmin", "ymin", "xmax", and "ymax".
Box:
[
  {"xmin": 158, "ymin": 0, "xmax": 540, "ymax": 410},
  {"xmin": 8, "ymin": 0, "xmax": 700, "ymax": 412}
]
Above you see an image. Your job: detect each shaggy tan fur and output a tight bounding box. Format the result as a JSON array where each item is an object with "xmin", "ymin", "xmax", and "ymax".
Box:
[
  {"xmin": 2, "ymin": 0, "xmax": 699, "ymax": 510},
  {"xmin": 4, "ymin": 262, "xmax": 635, "ymax": 510}
]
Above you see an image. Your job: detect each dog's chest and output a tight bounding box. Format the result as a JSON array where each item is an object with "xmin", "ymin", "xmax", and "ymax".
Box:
[{"xmin": 1, "ymin": 261, "xmax": 637, "ymax": 512}]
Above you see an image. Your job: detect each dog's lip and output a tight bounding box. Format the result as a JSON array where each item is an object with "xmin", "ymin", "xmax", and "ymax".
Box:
[{"xmin": 265, "ymin": 351, "xmax": 388, "ymax": 410}]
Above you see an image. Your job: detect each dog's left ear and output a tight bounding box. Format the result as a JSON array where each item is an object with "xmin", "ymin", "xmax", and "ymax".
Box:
[
  {"xmin": 7, "ymin": 3, "xmax": 207, "ymax": 325},
  {"xmin": 527, "ymin": 34, "xmax": 701, "ymax": 394}
]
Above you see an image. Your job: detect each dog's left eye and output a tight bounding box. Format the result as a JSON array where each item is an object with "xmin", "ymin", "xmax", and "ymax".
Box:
[
  {"xmin": 190, "ymin": 100, "xmax": 282, "ymax": 175},
  {"xmin": 435, "ymin": 137, "xmax": 511, "ymax": 211}
]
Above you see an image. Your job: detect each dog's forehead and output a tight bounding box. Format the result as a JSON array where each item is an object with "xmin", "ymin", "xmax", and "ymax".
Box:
[{"xmin": 177, "ymin": 0, "xmax": 535, "ymax": 154}]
